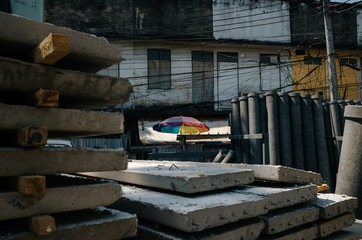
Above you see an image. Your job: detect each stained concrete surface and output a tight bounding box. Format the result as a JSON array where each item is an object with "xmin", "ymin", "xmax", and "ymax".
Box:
[
  {"xmin": 111, "ymin": 185, "xmax": 269, "ymax": 232},
  {"xmin": 0, "ymin": 174, "xmax": 121, "ymax": 221},
  {"xmin": 81, "ymin": 160, "xmax": 254, "ymax": 194},
  {"xmin": 317, "ymin": 213, "xmax": 356, "ymax": 238},
  {"xmin": 0, "ymin": 207, "xmax": 137, "ymax": 240},
  {"xmin": 0, "ymin": 103, "xmax": 124, "ymax": 138},
  {"xmin": 0, "ymin": 56, "xmax": 131, "ymax": 109},
  {"xmin": 259, "ymin": 224, "xmax": 318, "ymax": 240},
  {"xmin": 0, "ymin": 147, "xmax": 128, "ymax": 177}
]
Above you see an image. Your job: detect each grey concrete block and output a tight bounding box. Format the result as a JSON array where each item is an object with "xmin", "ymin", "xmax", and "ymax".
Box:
[
  {"xmin": 319, "ymin": 230, "xmax": 360, "ymax": 240},
  {"xmin": 128, "ymin": 160, "xmax": 323, "ymax": 185},
  {"xmin": 80, "ymin": 160, "xmax": 254, "ymax": 194},
  {"xmin": 259, "ymin": 204, "xmax": 319, "ymax": 235},
  {"xmin": 0, "ymin": 207, "xmax": 137, "ymax": 240},
  {"xmin": 111, "ymin": 185, "xmax": 269, "ymax": 232},
  {"xmin": 0, "ymin": 174, "xmax": 121, "ymax": 221},
  {"xmin": 0, "ymin": 147, "xmax": 128, "ymax": 177},
  {"xmin": 343, "ymin": 219, "xmax": 362, "ymax": 238},
  {"xmin": 135, "ymin": 218, "xmax": 264, "ymax": 240},
  {"xmin": 310, "ymin": 193, "xmax": 358, "ymax": 219},
  {"xmin": 240, "ymin": 183, "xmax": 317, "ymax": 210},
  {"xmin": 0, "ymin": 103, "xmax": 124, "ymax": 138},
  {"xmin": 0, "ymin": 12, "xmax": 122, "ymax": 73},
  {"xmin": 317, "ymin": 213, "xmax": 355, "ymax": 238},
  {"xmin": 0, "ymin": 57, "xmax": 131, "ymax": 109},
  {"xmin": 259, "ymin": 224, "xmax": 318, "ymax": 240}
]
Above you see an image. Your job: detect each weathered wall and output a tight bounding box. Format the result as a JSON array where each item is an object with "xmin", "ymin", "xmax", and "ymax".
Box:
[
  {"xmin": 357, "ymin": 8, "xmax": 362, "ymax": 46},
  {"xmin": 10, "ymin": 0, "xmax": 43, "ymax": 22},
  {"xmin": 213, "ymin": 0, "xmax": 291, "ymax": 43},
  {"xmin": 290, "ymin": 1, "xmax": 357, "ymax": 48},
  {"xmin": 43, "ymin": 0, "xmax": 212, "ymax": 39}
]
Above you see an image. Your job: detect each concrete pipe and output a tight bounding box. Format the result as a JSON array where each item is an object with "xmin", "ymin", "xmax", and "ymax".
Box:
[
  {"xmin": 231, "ymin": 98, "xmax": 242, "ymax": 163},
  {"xmin": 289, "ymin": 92, "xmax": 305, "ymax": 170},
  {"xmin": 239, "ymin": 95, "xmax": 250, "ymax": 164},
  {"xmin": 278, "ymin": 92, "xmax": 293, "ymax": 167},
  {"xmin": 259, "ymin": 94, "xmax": 269, "ymax": 164},
  {"xmin": 301, "ymin": 94, "xmax": 317, "ymax": 172},
  {"xmin": 329, "ymin": 100, "xmax": 342, "ymax": 168},
  {"xmin": 265, "ymin": 91, "xmax": 280, "ymax": 165},
  {"xmin": 335, "ymin": 106, "xmax": 362, "ymax": 218},
  {"xmin": 247, "ymin": 92, "xmax": 262, "ymax": 164},
  {"xmin": 312, "ymin": 95, "xmax": 333, "ymax": 192},
  {"xmin": 337, "ymin": 100, "xmax": 345, "ymax": 135}
]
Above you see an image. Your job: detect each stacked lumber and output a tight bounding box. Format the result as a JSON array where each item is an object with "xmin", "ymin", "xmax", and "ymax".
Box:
[
  {"xmin": 81, "ymin": 160, "xmax": 359, "ymax": 240},
  {"xmin": 0, "ymin": 12, "xmax": 136, "ymax": 239}
]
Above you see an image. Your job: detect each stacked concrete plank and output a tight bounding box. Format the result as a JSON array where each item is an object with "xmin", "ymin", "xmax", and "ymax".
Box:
[
  {"xmin": 82, "ymin": 160, "xmax": 359, "ymax": 239},
  {"xmin": 0, "ymin": 12, "xmax": 136, "ymax": 239}
]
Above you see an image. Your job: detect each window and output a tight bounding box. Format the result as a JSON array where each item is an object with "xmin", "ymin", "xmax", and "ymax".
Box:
[
  {"xmin": 192, "ymin": 51, "xmax": 214, "ymax": 103},
  {"xmin": 148, "ymin": 49, "xmax": 171, "ymax": 89},
  {"xmin": 304, "ymin": 56, "xmax": 322, "ymax": 65},
  {"xmin": 340, "ymin": 57, "xmax": 357, "ymax": 67},
  {"xmin": 260, "ymin": 54, "xmax": 278, "ymax": 64}
]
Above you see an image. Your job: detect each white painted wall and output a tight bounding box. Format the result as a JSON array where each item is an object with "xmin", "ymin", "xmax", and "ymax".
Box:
[{"xmin": 213, "ymin": 0, "xmax": 291, "ymax": 43}]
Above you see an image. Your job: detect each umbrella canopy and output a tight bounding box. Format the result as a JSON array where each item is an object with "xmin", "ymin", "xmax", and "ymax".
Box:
[{"xmin": 153, "ymin": 116, "xmax": 210, "ymax": 134}]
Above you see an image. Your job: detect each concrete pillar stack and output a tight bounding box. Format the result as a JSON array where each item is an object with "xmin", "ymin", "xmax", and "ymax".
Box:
[
  {"xmin": 278, "ymin": 92, "xmax": 293, "ymax": 167},
  {"xmin": 301, "ymin": 94, "xmax": 317, "ymax": 172},
  {"xmin": 239, "ymin": 95, "xmax": 250, "ymax": 164},
  {"xmin": 335, "ymin": 106, "xmax": 362, "ymax": 219},
  {"xmin": 231, "ymin": 98, "xmax": 242, "ymax": 163},
  {"xmin": 312, "ymin": 95, "xmax": 333, "ymax": 192},
  {"xmin": 259, "ymin": 94, "xmax": 269, "ymax": 164},
  {"xmin": 248, "ymin": 92, "xmax": 262, "ymax": 164},
  {"xmin": 289, "ymin": 92, "xmax": 304, "ymax": 169},
  {"xmin": 265, "ymin": 91, "xmax": 280, "ymax": 165}
]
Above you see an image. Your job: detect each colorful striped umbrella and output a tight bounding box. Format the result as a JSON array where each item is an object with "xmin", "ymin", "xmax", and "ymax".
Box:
[{"xmin": 153, "ymin": 116, "xmax": 210, "ymax": 134}]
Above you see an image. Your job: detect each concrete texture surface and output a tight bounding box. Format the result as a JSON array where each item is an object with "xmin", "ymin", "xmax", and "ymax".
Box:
[
  {"xmin": 344, "ymin": 219, "xmax": 362, "ymax": 238},
  {"xmin": 0, "ymin": 57, "xmax": 131, "ymax": 108},
  {"xmin": 135, "ymin": 218, "xmax": 265, "ymax": 240},
  {"xmin": 310, "ymin": 193, "xmax": 358, "ymax": 219},
  {"xmin": 0, "ymin": 174, "xmax": 121, "ymax": 221},
  {"xmin": 128, "ymin": 160, "xmax": 323, "ymax": 185},
  {"xmin": 240, "ymin": 183, "xmax": 317, "ymax": 210},
  {"xmin": 259, "ymin": 204, "xmax": 319, "ymax": 234},
  {"xmin": 0, "ymin": 12, "xmax": 122, "ymax": 73},
  {"xmin": 317, "ymin": 213, "xmax": 356, "ymax": 238},
  {"xmin": 111, "ymin": 185, "xmax": 269, "ymax": 232},
  {"xmin": 0, "ymin": 103, "xmax": 124, "ymax": 138},
  {"xmin": 0, "ymin": 207, "xmax": 137, "ymax": 240},
  {"xmin": 0, "ymin": 147, "xmax": 128, "ymax": 177},
  {"xmin": 259, "ymin": 224, "xmax": 318, "ymax": 240},
  {"xmin": 80, "ymin": 160, "xmax": 254, "ymax": 194},
  {"xmin": 319, "ymin": 230, "xmax": 360, "ymax": 240}
]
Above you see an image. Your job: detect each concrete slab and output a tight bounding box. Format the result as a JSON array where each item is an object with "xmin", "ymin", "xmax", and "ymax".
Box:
[
  {"xmin": 259, "ymin": 204, "xmax": 319, "ymax": 235},
  {"xmin": 0, "ymin": 57, "xmax": 131, "ymax": 108},
  {"xmin": 135, "ymin": 218, "xmax": 265, "ymax": 240},
  {"xmin": 310, "ymin": 193, "xmax": 358, "ymax": 219},
  {"xmin": 80, "ymin": 160, "xmax": 254, "ymax": 194},
  {"xmin": 319, "ymin": 230, "xmax": 360, "ymax": 240},
  {"xmin": 111, "ymin": 185, "xmax": 269, "ymax": 232},
  {"xmin": 317, "ymin": 213, "xmax": 356, "ymax": 238},
  {"xmin": 0, "ymin": 174, "xmax": 121, "ymax": 221},
  {"xmin": 240, "ymin": 183, "xmax": 317, "ymax": 210},
  {"xmin": 0, "ymin": 12, "xmax": 122, "ymax": 73},
  {"xmin": 0, "ymin": 207, "xmax": 137, "ymax": 240},
  {"xmin": 0, "ymin": 147, "xmax": 128, "ymax": 177},
  {"xmin": 129, "ymin": 160, "xmax": 323, "ymax": 185},
  {"xmin": 259, "ymin": 224, "xmax": 318, "ymax": 240},
  {"xmin": 0, "ymin": 103, "xmax": 124, "ymax": 138},
  {"xmin": 343, "ymin": 219, "xmax": 362, "ymax": 238}
]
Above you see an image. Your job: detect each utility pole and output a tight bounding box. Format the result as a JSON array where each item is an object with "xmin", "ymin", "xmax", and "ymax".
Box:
[{"xmin": 322, "ymin": 0, "xmax": 339, "ymax": 100}]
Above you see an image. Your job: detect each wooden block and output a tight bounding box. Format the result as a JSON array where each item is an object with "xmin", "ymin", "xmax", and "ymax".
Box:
[
  {"xmin": 17, "ymin": 175, "xmax": 46, "ymax": 195},
  {"xmin": 26, "ymin": 215, "xmax": 56, "ymax": 236},
  {"xmin": 16, "ymin": 127, "xmax": 48, "ymax": 147},
  {"xmin": 32, "ymin": 88, "xmax": 59, "ymax": 108},
  {"xmin": 0, "ymin": 175, "xmax": 46, "ymax": 194},
  {"xmin": 33, "ymin": 33, "xmax": 70, "ymax": 65}
]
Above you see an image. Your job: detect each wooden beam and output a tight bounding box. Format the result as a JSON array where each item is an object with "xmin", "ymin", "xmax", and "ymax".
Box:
[
  {"xmin": 0, "ymin": 175, "xmax": 46, "ymax": 195},
  {"xmin": 16, "ymin": 127, "xmax": 48, "ymax": 147},
  {"xmin": 32, "ymin": 33, "xmax": 70, "ymax": 65},
  {"xmin": 25, "ymin": 215, "xmax": 56, "ymax": 236},
  {"xmin": 32, "ymin": 88, "xmax": 59, "ymax": 108}
]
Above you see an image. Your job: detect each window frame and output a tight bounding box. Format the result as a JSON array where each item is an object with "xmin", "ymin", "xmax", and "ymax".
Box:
[{"xmin": 147, "ymin": 49, "xmax": 171, "ymax": 90}]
